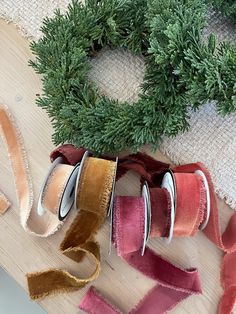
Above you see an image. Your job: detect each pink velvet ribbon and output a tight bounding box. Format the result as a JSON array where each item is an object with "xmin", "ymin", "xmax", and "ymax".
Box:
[
  {"xmin": 51, "ymin": 145, "xmax": 236, "ymax": 314},
  {"xmin": 113, "ymin": 176, "xmax": 206, "ymax": 255}
]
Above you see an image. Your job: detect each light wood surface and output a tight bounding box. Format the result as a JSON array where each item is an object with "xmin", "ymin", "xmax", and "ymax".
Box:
[{"xmin": 0, "ymin": 19, "xmax": 234, "ymax": 314}]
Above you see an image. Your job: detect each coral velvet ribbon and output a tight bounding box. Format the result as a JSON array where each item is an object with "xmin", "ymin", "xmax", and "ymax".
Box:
[
  {"xmin": 79, "ymin": 158, "xmax": 236, "ymax": 314},
  {"xmin": 81, "ymin": 178, "xmax": 204, "ymax": 314},
  {"xmin": 175, "ymin": 164, "xmax": 236, "ymax": 314},
  {"xmin": 0, "ymin": 103, "xmax": 235, "ymax": 312}
]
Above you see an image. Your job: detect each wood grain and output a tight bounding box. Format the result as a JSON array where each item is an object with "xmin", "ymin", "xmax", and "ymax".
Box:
[{"xmin": 0, "ymin": 19, "xmax": 234, "ymax": 314}]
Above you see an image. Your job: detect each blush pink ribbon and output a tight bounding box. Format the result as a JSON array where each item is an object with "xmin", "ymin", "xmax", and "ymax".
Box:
[
  {"xmin": 51, "ymin": 145, "xmax": 236, "ymax": 314},
  {"xmin": 80, "ymin": 194, "xmax": 202, "ymax": 314}
]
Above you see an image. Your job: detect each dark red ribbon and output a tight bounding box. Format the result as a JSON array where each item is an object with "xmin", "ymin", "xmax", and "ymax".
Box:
[{"xmin": 50, "ymin": 145, "xmax": 236, "ymax": 314}]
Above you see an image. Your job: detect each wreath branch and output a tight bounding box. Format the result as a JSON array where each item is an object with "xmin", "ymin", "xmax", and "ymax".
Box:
[{"xmin": 30, "ymin": 0, "xmax": 236, "ymax": 153}]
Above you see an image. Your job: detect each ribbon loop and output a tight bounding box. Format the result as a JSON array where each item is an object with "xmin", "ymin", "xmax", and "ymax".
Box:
[
  {"xmin": 27, "ymin": 153, "xmax": 117, "ymax": 299},
  {"xmin": 80, "ymin": 158, "xmax": 236, "ymax": 314},
  {"xmin": 0, "ymin": 105, "xmax": 117, "ymax": 299}
]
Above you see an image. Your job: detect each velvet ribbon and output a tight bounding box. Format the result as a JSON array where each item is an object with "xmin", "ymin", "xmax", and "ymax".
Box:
[
  {"xmin": 41, "ymin": 163, "xmax": 76, "ymax": 217},
  {"xmin": 172, "ymin": 172, "xmax": 206, "ymax": 237},
  {"xmin": 174, "ymin": 163, "xmax": 236, "ymax": 314},
  {"xmin": 76, "ymin": 153, "xmax": 236, "ymax": 314},
  {"xmin": 149, "ymin": 188, "xmax": 171, "ymax": 238},
  {"xmin": 0, "ymin": 104, "xmax": 66, "ymax": 236},
  {"xmin": 0, "ymin": 105, "xmax": 116, "ymax": 298},
  {"xmin": 27, "ymin": 155, "xmax": 116, "ymax": 299},
  {"xmin": 1, "ymin": 105, "xmax": 235, "ymax": 313}
]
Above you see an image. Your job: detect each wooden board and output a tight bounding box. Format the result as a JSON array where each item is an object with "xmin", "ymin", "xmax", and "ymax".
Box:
[{"xmin": 0, "ymin": 19, "xmax": 234, "ymax": 314}]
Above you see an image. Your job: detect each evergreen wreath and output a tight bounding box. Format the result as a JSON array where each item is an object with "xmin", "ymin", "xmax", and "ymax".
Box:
[{"xmin": 30, "ymin": 0, "xmax": 236, "ymax": 153}]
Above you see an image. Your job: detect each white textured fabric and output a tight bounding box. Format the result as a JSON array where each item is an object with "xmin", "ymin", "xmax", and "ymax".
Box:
[
  {"xmin": 0, "ymin": 0, "xmax": 70, "ymax": 40},
  {"xmin": 0, "ymin": 1, "xmax": 236, "ymax": 209}
]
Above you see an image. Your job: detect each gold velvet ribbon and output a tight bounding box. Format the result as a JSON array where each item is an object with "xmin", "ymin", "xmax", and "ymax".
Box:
[
  {"xmin": 0, "ymin": 104, "xmax": 116, "ymax": 299},
  {"xmin": 27, "ymin": 157, "xmax": 116, "ymax": 299}
]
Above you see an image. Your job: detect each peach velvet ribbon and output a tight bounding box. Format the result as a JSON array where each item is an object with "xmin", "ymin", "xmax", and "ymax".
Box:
[
  {"xmin": 0, "ymin": 105, "xmax": 116, "ymax": 299},
  {"xmin": 0, "ymin": 104, "xmax": 65, "ymax": 235},
  {"xmin": 79, "ymin": 159, "xmax": 236, "ymax": 314},
  {"xmin": 27, "ymin": 156, "xmax": 116, "ymax": 299},
  {"xmin": 41, "ymin": 163, "xmax": 78, "ymax": 218}
]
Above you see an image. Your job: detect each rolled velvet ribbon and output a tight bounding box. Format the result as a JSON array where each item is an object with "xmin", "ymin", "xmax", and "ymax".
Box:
[
  {"xmin": 113, "ymin": 173, "xmax": 207, "ymax": 256},
  {"xmin": 0, "ymin": 104, "xmax": 74, "ymax": 236},
  {"xmin": 27, "ymin": 153, "xmax": 117, "ymax": 299},
  {"xmin": 79, "ymin": 157, "xmax": 236, "ymax": 314},
  {"xmin": 113, "ymin": 196, "xmax": 145, "ymax": 256},
  {"xmin": 37, "ymin": 157, "xmax": 81, "ymax": 221},
  {"xmin": 149, "ymin": 188, "xmax": 171, "ymax": 238},
  {"xmin": 41, "ymin": 164, "xmax": 72, "ymax": 216},
  {"xmin": 173, "ymin": 172, "xmax": 206, "ymax": 237},
  {"xmin": 0, "ymin": 106, "xmax": 117, "ymax": 299}
]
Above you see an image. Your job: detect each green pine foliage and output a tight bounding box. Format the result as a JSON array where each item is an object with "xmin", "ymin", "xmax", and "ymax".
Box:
[{"xmin": 30, "ymin": 0, "xmax": 236, "ymax": 153}]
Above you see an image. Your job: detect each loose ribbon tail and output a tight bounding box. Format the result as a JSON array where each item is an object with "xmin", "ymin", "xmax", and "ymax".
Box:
[
  {"xmin": 79, "ymin": 248, "xmax": 202, "ymax": 314},
  {"xmin": 0, "ymin": 105, "xmax": 87, "ymax": 236},
  {"xmin": 124, "ymin": 248, "xmax": 202, "ymax": 314},
  {"xmin": 50, "ymin": 143, "xmax": 86, "ymax": 166},
  {"xmin": 0, "ymin": 105, "xmax": 115, "ymax": 300},
  {"xmin": 174, "ymin": 163, "xmax": 236, "ymax": 314},
  {"xmin": 0, "ymin": 191, "xmax": 11, "ymax": 214},
  {"xmin": 80, "ymin": 286, "xmax": 122, "ymax": 314},
  {"xmin": 27, "ymin": 146, "xmax": 117, "ymax": 299},
  {"xmin": 219, "ymin": 252, "xmax": 236, "ymax": 314},
  {"xmin": 117, "ymin": 152, "xmax": 169, "ymax": 186},
  {"xmin": 27, "ymin": 214, "xmax": 102, "ymax": 299}
]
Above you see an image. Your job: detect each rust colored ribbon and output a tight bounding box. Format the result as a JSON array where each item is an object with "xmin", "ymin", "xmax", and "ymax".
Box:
[
  {"xmin": 0, "ymin": 105, "xmax": 116, "ymax": 299},
  {"xmin": 1, "ymin": 104, "xmax": 235, "ymax": 313},
  {"xmin": 27, "ymin": 155, "xmax": 116, "ymax": 299},
  {"xmin": 77, "ymin": 156, "xmax": 236, "ymax": 314}
]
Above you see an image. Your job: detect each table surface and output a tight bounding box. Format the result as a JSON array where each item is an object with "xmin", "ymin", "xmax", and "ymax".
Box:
[{"xmin": 0, "ymin": 19, "xmax": 234, "ymax": 314}]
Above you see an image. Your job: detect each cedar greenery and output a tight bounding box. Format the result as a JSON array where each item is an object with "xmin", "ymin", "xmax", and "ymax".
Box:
[{"xmin": 30, "ymin": 0, "xmax": 236, "ymax": 153}]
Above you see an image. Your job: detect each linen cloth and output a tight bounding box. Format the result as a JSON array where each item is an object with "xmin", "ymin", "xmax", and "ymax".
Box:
[{"xmin": 0, "ymin": 0, "xmax": 236, "ymax": 208}]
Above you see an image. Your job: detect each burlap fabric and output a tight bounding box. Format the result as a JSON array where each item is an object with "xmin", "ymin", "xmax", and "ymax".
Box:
[{"xmin": 0, "ymin": 1, "xmax": 235, "ymax": 208}]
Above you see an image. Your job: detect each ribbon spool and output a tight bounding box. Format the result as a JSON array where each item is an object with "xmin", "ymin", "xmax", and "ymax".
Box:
[
  {"xmin": 0, "ymin": 104, "xmax": 118, "ymax": 298},
  {"xmin": 160, "ymin": 170, "xmax": 176, "ymax": 244},
  {"xmin": 81, "ymin": 160, "xmax": 236, "ymax": 314},
  {"xmin": 112, "ymin": 169, "xmax": 211, "ymax": 256},
  {"xmin": 37, "ymin": 150, "xmax": 118, "ymax": 222},
  {"xmin": 37, "ymin": 156, "xmax": 81, "ymax": 221},
  {"xmin": 75, "ymin": 151, "xmax": 118, "ymax": 217},
  {"xmin": 27, "ymin": 149, "xmax": 118, "ymax": 300}
]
